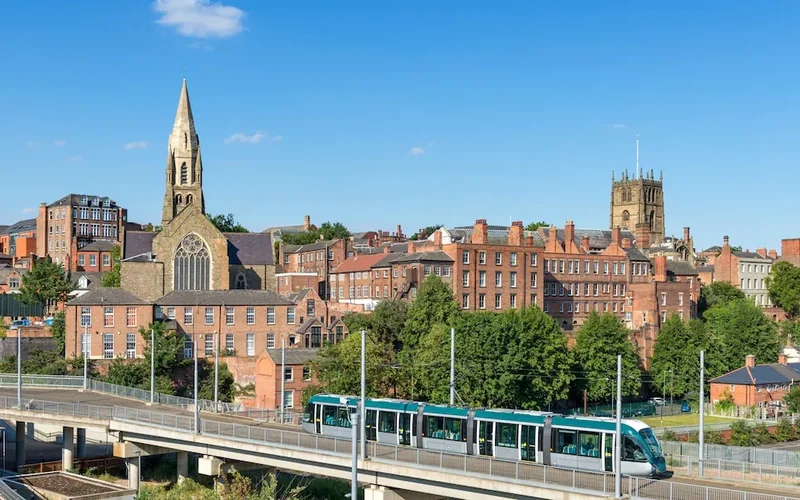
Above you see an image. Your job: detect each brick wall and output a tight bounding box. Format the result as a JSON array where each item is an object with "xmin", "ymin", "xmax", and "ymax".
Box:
[{"xmin": 64, "ymin": 303, "xmax": 154, "ymax": 359}]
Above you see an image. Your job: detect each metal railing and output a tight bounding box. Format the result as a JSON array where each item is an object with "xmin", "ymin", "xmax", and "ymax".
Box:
[
  {"xmin": 0, "ymin": 375, "xmax": 83, "ymax": 389},
  {"xmin": 2, "ymin": 396, "xmax": 799, "ymax": 500},
  {"xmin": 224, "ymin": 407, "xmax": 302, "ymax": 425},
  {"xmin": 669, "ymin": 455, "xmax": 800, "ymax": 487},
  {"xmin": 662, "ymin": 441, "xmax": 800, "ymax": 468}
]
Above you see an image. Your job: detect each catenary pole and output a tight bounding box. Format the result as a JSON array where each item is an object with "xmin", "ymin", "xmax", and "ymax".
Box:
[
  {"xmin": 150, "ymin": 328, "xmax": 155, "ymax": 404},
  {"xmin": 615, "ymin": 355, "xmax": 622, "ymax": 498},
  {"xmin": 449, "ymin": 327, "xmax": 455, "ymax": 405},
  {"xmin": 280, "ymin": 337, "xmax": 286, "ymax": 423},
  {"xmin": 214, "ymin": 331, "xmax": 219, "ymax": 413},
  {"xmin": 699, "ymin": 349, "xmax": 705, "ymax": 476},
  {"xmin": 360, "ymin": 329, "xmax": 366, "ymax": 460}
]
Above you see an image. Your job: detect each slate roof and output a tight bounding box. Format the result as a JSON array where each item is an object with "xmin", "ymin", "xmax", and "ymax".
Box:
[
  {"xmin": 287, "ymin": 289, "xmax": 311, "ymax": 303},
  {"xmin": 124, "ymin": 232, "xmax": 156, "ymax": 259},
  {"xmin": 666, "ymin": 261, "xmax": 699, "ymax": 276},
  {"xmin": 335, "ymin": 253, "xmax": 392, "ymax": 273},
  {"xmin": 539, "ymin": 227, "xmax": 636, "ymax": 250},
  {"xmin": 283, "ymin": 240, "xmax": 335, "ymax": 253},
  {"xmin": 0, "ymin": 267, "xmax": 25, "ymax": 285},
  {"xmin": 265, "ymin": 348, "xmax": 319, "ymax": 365},
  {"xmin": 73, "ymin": 272, "xmax": 106, "ymax": 290},
  {"xmin": 225, "ymin": 232, "xmax": 274, "ymax": 265},
  {"xmin": 79, "ymin": 241, "xmax": 117, "ymax": 252},
  {"xmin": 625, "ymin": 248, "xmax": 651, "ymax": 262},
  {"xmin": 156, "ymin": 290, "xmax": 293, "ymax": 306},
  {"xmin": 372, "ymin": 253, "xmax": 404, "ymax": 268},
  {"xmin": 696, "ymin": 265, "xmax": 714, "ymax": 272},
  {"xmin": 703, "ymin": 246, "xmax": 722, "ymax": 253},
  {"xmin": 68, "ymin": 287, "xmax": 149, "ymax": 305},
  {"xmin": 449, "ymin": 226, "xmax": 548, "ymax": 246},
  {"xmin": 296, "ymin": 318, "xmax": 324, "ymax": 334},
  {"xmin": 0, "ymin": 219, "xmax": 36, "ymax": 235},
  {"xmin": 710, "ymin": 363, "xmax": 800, "ymax": 386},
  {"xmin": 391, "ymin": 251, "xmax": 454, "ymax": 264},
  {"xmin": 733, "ymin": 251, "xmax": 773, "ymax": 261},
  {"xmin": 0, "ymin": 226, "xmax": 8, "ymax": 234},
  {"xmin": 48, "ymin": 194, "xmax": 119, "ymax": 208}
]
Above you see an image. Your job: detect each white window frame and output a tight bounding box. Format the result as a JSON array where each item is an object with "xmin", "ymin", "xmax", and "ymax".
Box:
[
  {"xmin": 246, "ymin": 333, "xmax": 255, "ymax": 356},
  {"xmin": 246, "ymin": 306, "xmax": 255, "ymax": 325}
]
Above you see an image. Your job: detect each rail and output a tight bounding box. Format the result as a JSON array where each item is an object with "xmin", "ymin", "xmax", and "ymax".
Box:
[
  {"xmin": 1, "ymin": 396, "xmax": 798, "ymax": 500},
  {"xmin": 224, "ymin": 407, "xmax": 302, "ymax": 425},
  {"xmin": 666, "ymin": 454, "xmax": 800, "ymax": 487},
  {"xmin": 662, "ymin": 441, "xmax": 800, "ymax": 468}
]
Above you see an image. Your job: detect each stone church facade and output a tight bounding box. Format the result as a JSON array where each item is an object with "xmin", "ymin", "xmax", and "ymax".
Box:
[
  {"xmin": 610, "ymin": 169, "xmax": 665, "ymax": 246},
  {"xmin": 120, "ymin": 80, "xmax": 276, "ymax": 301}
]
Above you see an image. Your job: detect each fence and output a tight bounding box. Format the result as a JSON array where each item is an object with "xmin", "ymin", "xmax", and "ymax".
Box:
[
  {"xmin": 226, "ymin": 407, "xmax": 302, "ymax": 426},
  {"xmin": 662, "ymin": 441, "xmax": 800, "ymax": 468},
  {"xmin": 1, "ymin": 395, "xmax": 798, "ymax": 500},
  {"xmin": 569, "ymin": 401, "xmax": 658, "ymax": 417},
  {"xmin": 666, "ymin": 454, "xmax": 800, "ymax": 487},
  {"xmin": 18, "ymin": 457, "xmax": 126, "ymax": 475}
]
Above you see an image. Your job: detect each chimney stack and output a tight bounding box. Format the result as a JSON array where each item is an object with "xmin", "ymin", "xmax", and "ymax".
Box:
[
  {"xmin": 303, "ymin": 215, "xmax": 311, "ymax": 231},
  {"xmin": 756, "ymin": 248, "xmax": 768, "ymax": 258},
  {"xmin": 654, "ymin": 255, "xmax": 667, "ymax": 282},
  {"xmin": 407, "ymin": 242, "xmax": 416, "ymax": 254},
  {"xmin": 433, "ymin": 229, "xmax": 442, "ymax": 247},
  {"xmin": 683, "ymin": 227, "xmax": 690, "ymax": 242},
  {"xmin": 621, "ymin": 237, "xmax": 632, "ymax": 249},
  {"xmin": 473, "ymin": 219, "xmax": 488, "ymax": 245},
  {"xmin": 564, "ymin": 221, "xmax": 575, "ymax": 248},
  {"xmin": 525, "ymin": 235, "xmax": 534, "ymax": 246},
  {"xmin": 745, "ymin": 354, "xmax": 756, "ymax": 368},
  {"xmin": 397, "ymin": 224, "xmax": 403, "ymax": 238},
  {"xmin": 581, "ymin": 235, "xmax": 590, "ymax": 252},
  {"xmin": 611, "ymin": 225, "xmax": 622, "ymax": 246},
  {"xmin": 509, "ymin": 221, "xmax": 524, "ymax": 246},
  {"xmin": 383, "ymin": 245, "xmax": 391, "ymax": 254},
  {"xmin": 723, "ymin": 235, "xmax": 730, "ymax": 249},
  {"xmin": 779, "ymin": 353, "xmax": 788, "ymax": 365},
  {"xmin": 635, "ymin": 223, "xmax": 650, "ymax": 250},
  {"xmin": 768, "ymin": 249, "xmax": 778, "ymax": 260}
]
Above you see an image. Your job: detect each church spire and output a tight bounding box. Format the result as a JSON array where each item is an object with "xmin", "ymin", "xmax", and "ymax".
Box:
[{"xmin": 170, "ymin": 79, "xmax": 198, "ymax": 151}]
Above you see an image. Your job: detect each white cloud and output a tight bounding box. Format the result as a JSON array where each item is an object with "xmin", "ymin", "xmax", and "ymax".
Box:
[
  {"xmin": 224, "ymin": 131, "xmax": 282, "ymax": 144},
  {"xmin": 25, "ymin": 140, "xmax": 40, "ymax": 150},
  {"xmin": 20, "ymin": 208, "xmax": 36, "ymax": 215},
  {"xmin": 52, "ymin": 139, "xmax": 67, "ymax": 147},
  {"xmin": 410, "ymin": 146, "xmax": 425, "ymax": 156},
  {"xmin": 611, "ymin": 124, "xmax": 627, "ymax": 129},
  {"xmin": 123, "ymin": 141, "xmax": 149, "ymax": 150},
  {"xmin": 154, "ymin": 0, "xmax": 245, "ymax": 39},
  {"xmin": 65, "ymin": 155, "xmax": 82, "ymax": 163}
]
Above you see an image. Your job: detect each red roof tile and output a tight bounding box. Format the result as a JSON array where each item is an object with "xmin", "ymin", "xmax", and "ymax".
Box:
[{"xmin": 334, "ymin": 253, "xmax": 391, "ymax": 273}]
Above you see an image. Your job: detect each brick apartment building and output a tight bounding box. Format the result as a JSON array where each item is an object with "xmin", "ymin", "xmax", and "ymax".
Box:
[
  {"xmin": 0, "ymin": 267, "xmax": 26, "ymax": 294},
  {"xmin": 709, "ymin": 354, "xmax": 800, "ymax": 407},
  {"xmin": 35, "ymin": 194, "xmax": 127, "ymax": 271},
  {"xmin": 280, "ymin": 239, "xmax": 353, "ymax": 299},
  {"xmin": 0, "ymin": 219, "xmax": 37, "ymax": 269},
  {"xmin": 75, "ymin": 241, "xmax": 117, "ymax": 273},
  {"xmin": 351, "ymin": 225, "xmax": 407, "ymax": 249},
  {"xmin": 712, "ymin": 236, "xmax": 775, "ymax": 307},
  {"xmin": 255, "ymin": 348, "xmax": 318, "ymax": 410}
]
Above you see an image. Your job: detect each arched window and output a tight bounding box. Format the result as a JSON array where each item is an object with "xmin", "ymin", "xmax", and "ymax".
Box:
[
  {"xmin": 180, "ymin": 163, "xmax": 188, "ymax": 185},
  {"xmin": 235, "ymin": 273, "xmax": 247, "ymax": 289},
  {"xmin": 176, "ymin": 194, "xmax": 183, "ymax": 205},
  {"xmin": 174, "ymin": 233, "xmax": 211, "ymax": 291},
  {"xmin": 621, "ymin": 210, "xmax": 630, "ymax": 227},
  {"xmin": 186, "ymin": 194, "xmax": 193, "ymax": 205},
  {"xmin": 626, "ymin": 187, "xmax": 632, "ymax": 202}
]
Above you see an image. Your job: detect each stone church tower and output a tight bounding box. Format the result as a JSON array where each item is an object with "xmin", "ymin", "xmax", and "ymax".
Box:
[
  {"xmin": 610, "ymin": 169, "xmax": 665, "ymax": 246},
  {"xmin": 162, "ymin": 79, "xmax": 205, "ymax": 226}
]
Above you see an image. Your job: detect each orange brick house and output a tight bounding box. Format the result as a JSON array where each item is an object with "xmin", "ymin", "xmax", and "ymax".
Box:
[
  {"xmin": 254, "ymin": 348, "xmax": 318, "ymax": 410},
  {"xmin": 709, "ymin": 354, "xmax": 800, "ymax": 407}
]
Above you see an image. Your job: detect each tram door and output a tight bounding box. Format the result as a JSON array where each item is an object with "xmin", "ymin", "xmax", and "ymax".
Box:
[
  {"xmin": 366, "ymin": 410, "xmax": 377, "ymax": 441},
  {"xmin": 604, "ymin": 433, "xmax": 613, "ymax": 472},
  {"xmin": 315, "ymin": 405, "xmax": 321, "ymax": 433},
  {"xmin": 399, "ymin": 413, "xmax": 411, "ymax": 445},
  {"xmin": 521, "ymin": 426, "xmax": 536, "ymax": 461},
  {"xmin": 478, "ymin": 421, "xmax": 494, "ymax": 456}
]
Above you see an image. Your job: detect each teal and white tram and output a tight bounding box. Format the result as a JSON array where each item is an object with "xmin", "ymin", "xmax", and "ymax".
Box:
[{"xmin": 302, "ymin": 394, "xmax": 667, "ymax": 477}]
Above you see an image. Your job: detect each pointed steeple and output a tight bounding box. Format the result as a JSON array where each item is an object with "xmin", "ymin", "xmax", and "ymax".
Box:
[{"xmin": 169, "ymin": 79, "xmax": 198, "ymax": 152}]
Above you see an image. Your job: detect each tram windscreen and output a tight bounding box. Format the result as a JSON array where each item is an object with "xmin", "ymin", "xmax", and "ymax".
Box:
[{"xmin": 638, "ymin": 428, "xmax": 663, "ymax": 458}]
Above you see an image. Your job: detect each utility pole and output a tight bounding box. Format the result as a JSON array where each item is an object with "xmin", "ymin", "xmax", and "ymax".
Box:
[
  {"xmin": 350, "ymin": 410, "xmax": 359, "ymax": 500},
  {"xmin": 661, "ymin": 370, "xmax": 666, "ymax": 425},
  {"xmin": 583, "ymin": 389, "xmax": 588, "ymax": 415},
  {"xmin": 449, "ymin": 327, "xmax": 455, "ymax": 405},
  {"xmin": 150, "ymin": 328, "xmax": 155, "ymax": 404},
  {"xmin": 670, "ymin": 368, "xmax": 674, "ymax": 406},
  {"xmin": 16, "ymin": 325, "xmax": 21, "ymax": 408},
  {"xmin": 699, "ymin": 349, "xmax": 705, "ymax": 476},
  {"xmin": 84, "ymin": 323, "xmax": 89, "ymax": 392},
  {"xmin": 280, "ymin": 338, "xmax": 286, "ymax": 423},
  {"xmin": 360, "ymin": 329, "xmax": 366, "ymax": 460},
  {"xmin": 213, "ymin": 331, "xmax": 219, "ymax": 413},
  {"xmin": 193, "ymin": 334, "xmax": 199, "ymax": 433},
  {"xmin": 614, "ymin": 355, "xmax": 622, "ymax": 498}
]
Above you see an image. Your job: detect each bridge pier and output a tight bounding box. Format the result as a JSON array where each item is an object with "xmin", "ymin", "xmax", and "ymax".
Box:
[
  {"xmin": 62, "ymin": 426, "xmax": 74, "ymax": 471},
  {"xmin": 76, "ymin": 428, "xmax": 86, "ymax": 458},
  {"xmin": 25, "ymin": 422, "xmax": 34, "ymax": 440},
  {"xmin": 127, "ymin": 457, "xmax": 140, "ymax": 491},
  {"xmin": 177, "ymin": 451, "xmax": 188, "ymax": 484},
  {"xmin": 14, "ymin": 421, "xmax": 25, "ymax": 472}
]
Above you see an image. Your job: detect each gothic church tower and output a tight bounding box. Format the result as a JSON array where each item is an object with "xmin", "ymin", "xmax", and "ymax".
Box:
[
  {"xmin": 162, "ymin": 79, "xmax": 205, "ymax": 226},
  {"xmin": 610, "ymin": 169, "xmax": 665, "ymax": 246}
]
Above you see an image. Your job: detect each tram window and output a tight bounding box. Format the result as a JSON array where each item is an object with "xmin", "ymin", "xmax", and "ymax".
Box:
[
  {"xmin": 497, "ymin": 423, "xmax": 517, "ymax": 448},
  {"xmin": 424, "ymin": 416, "xmax": 444, "ymax": 438},
  {"xmin": 323, "ymin": 406, "xmax": 338, "ymax": 426},
  {"xmin": 444, "ymin": 418, "xmax": 466, "ymax": 442},
  {"xmin": 379, "ymin": 411, "xmax": 396, "ymax": 433},
  {"xmin": 579, "ymin": 431, "xmax": 600, "ymax": 457},
  {"xmin": 303, "ymin": 403, "xmax": 314, "ymax": 423},
  {"xmin": 623, "ymin": 436, "xmax": 647, "ymax": 462},
  {"xmin": 339, "ymin": 408, "xmax": 352, "ymax": 428},
  {"xmin": 556, "ymin": 430, "xmax": 577, "ymax": 455}
]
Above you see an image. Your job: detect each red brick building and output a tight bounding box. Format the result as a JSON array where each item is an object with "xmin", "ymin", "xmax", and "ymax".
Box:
[
  {"xmin": 709, "ymin": 354, "xmax": 800, "ymax": 408},
  {"xmin": 280, "ymin": 239, "xmax": 353, "ymax": 299},
  {"xmin": 330, "ymin": 251, "xmax": 403, "ymax": 310},
  {"xmin": 274, "ymin": 273, "xmax": 320, "ymax": 295},
  {"xmin": 712, "ymin": 236, "xmax": 775, "ymax": 307},
  {"xmin": 255, "ymin": 348, "xmax": 318, "ymax": 410},
  {"xmin": 74, "ymin": 241, "xmax": 117, "ymax": 273},
  {"xmin": 0, "ymin": 219, "xmax": 37, "ymax": 269},
  {"xmin": 36, "ymin": 194, "xmax": 127, "ymax": 271}
]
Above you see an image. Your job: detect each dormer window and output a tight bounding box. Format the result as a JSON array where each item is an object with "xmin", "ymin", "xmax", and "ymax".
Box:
[
  {"xmin": 92, "ymin": 197, "xmax": 100, "ymax": 207},
  {"xmin": 102, "ymin": 198, "xmax": 110, "ymax": 207},
  {"xmin": 80, "ymin": 196, "xmax": 88, "ymax": 206}
]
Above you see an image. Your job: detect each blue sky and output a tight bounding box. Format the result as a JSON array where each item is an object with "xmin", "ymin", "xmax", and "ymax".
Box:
[{"xmin": 1, "ymin": 1, "xmax": 797, "ymax": 251}]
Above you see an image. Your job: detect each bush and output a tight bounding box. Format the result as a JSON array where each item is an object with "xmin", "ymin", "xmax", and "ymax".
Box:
[
  {"xmin": 728, "ymin": 420, "xmax": 755, "ymax": 447},
  {"xmin": 661, "ymin": 430, "xmax": 678, "ymax": 441},
  {"xmin": 686, "ymin": 431, "xmax": 699, "ymax": 443},
  {"xmin": 706, "ymin": 430, "xmax": 725, "ymax": 444},
  {"xmin": 753, "ymin": 423, "xmax": 776, "ymax": 445},
  {"xmin": 775, "ymin": 418, "xmax": 797, "ymax": 442}
]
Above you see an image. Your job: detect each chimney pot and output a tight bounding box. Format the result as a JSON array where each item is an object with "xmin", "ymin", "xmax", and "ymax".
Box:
[
  {"xmin": 473, "ymin": 219, "xmax": 488, "ymax": 245},
  {"xmin": 581, "ymin": 235, "xmax": 590, "ymax": 252},
  {"xmin": 508, "ymin": 221, "xmax": 524, "ymax": 246},
  {"xmin": 768, "ymin": 249, "xmax": 778, "ymax": 260},
  {"xmin": 655, "ymin": 255, "xmax": 667, "ymax": 282},
  {"xmin": 778, "ymin": 353, "xmax": 788, "ymax": 365},
  {"xmin": 723, "ymin": 235, "xmax": 730, "ymax": 246},
  {"xmin": 683, "ymin": 227, "xmax": 690, "ymax": 242},
  {"xmin": 745, "ymin": 354, "xmax": 756, "ymax": 368},
  {"xmin": 303, "ymin": 215, "xmax": 311, "ymax": 231}
]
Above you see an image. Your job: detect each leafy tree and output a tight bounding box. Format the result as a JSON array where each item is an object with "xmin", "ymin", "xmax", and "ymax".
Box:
[
  {"xmin": 650, "ymin": 316, "xmax": 725, "ymax": 399},
  {"xmin": 785, "ymin": 385, "xmax": 800, "ymax": 414},
  {"xmin": 196, "ymin": 359, "xmax": 235, "ymax": 402},
  {"xmin": 142, "ymin": 321, "xmax": 188, "ymax": 377},
  {"xmin": 101, "ymin": 246, "xmax": 122, "ymax": 287},
  {"xmin": 280, "ymin": 232, "xmax": 320, "ymax": 245},
  {"xmin": 317, "ymin": 221, "xmax": 351, "ymax": 240},
  {"xmin": 50, "ymin": 311, "xmax": 66, "ymax": 356},
  {"xmin": 704, "ymin": 299, "xmax": 782, "ymax": 373},
  {"xmin": 753, "ymin": 422, "xmax": 776, "ymax": 445},
  {"xmin": 18, "ymin": 257, "xmax": 74, "ymax": 314},
  {"xmin": 403, "ymin": 276, "xmax": 460, "ymax": 350},
  {"xmin": 409, "ymin": 225, "xmax": 443, "ymax": 241},
  {"xmin": 767, "ymin": 261, "xmax": 800, "ymax": 318},
  {"xmin": 342, "ymin": 312, "xmax": 372, "ymax": 334},
  {"xmin": 309, "ymin": 331, "xmax": 396, "ymax": 397},
  {"xmin": 412, "ymin": 307, "xmax": 572, "ymax": 409},
  {"xmin": 207, "ymin": 213, "xmax": 249, "ymax": 233},
  {"xmin": 775, "ymin": 418, "xmax": 797, "ymax": 442},
  {"xmin": 369, "ymin": 300, "xmax": 407, "ymax": 347},
  {"xmin": 573, "ymin": 312, "xmax": 642, "ymax": 401},
  {"xmin": 705, "ymin": 431, "xmax": 725, "ymax": 445},
  {"xmin": 731, "ymin": 245, "xmax": 743, "ymax": 253},
  {"xmin": 143, "ymin": 223, "xmax": 162, "ymax": 232},
  {"xmin": 525, "ymin": 221, "xmax": 549, "ymax": 232},
  {"xmin": 728, "ymin": 420, "xmax": 756, "ymax": 447},
  {"xmin": 698, "ymin": 282, "xmax": 746, "ymax": 318}
]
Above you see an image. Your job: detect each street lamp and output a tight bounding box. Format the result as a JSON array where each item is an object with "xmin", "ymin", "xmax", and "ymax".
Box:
[{"xmin": 193, "ymin": 333, "xmax": 199, "ymax": 433}]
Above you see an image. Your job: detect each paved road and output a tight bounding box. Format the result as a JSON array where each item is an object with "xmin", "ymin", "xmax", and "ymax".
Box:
[{"xmin": 759, "ymin": 440, "xmax": 800, "ymax": 452}]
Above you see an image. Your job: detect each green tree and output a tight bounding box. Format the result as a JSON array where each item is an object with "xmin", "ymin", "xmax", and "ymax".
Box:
[
  {"xmin": 50, "ymin": 311, "xmax": 66, "ymax": 356},
  {"xmin": 207, "ymin": 213, "xmax": 249, "ymax": 233},
  {"xmin": 403, "ymin": 276, "xmax": 460, "ymax": 350},
  {"xmin": 785, "ymin": 385, "xmax": 800, "ymax": 414},
  {"xmin": 18, "ymin": 257, "xmax": 74, "ymax": 314},
  {"xmin": 317, "ymin": 221, "xmax": 351, "ymax": 240},
  {"xmin": 698, "ymin": 282, "xmax": 746, "ymax": 318},
  {"xmin": 309, "ymin": 331, "xmax": 396, "ymax": 397},
  {"xmin": 525, "ymin": 221, "xmax": 549, "ymax": 232},
  {"xmin": 342, "ymin": 312, "xmax": 372, "ymax": 334},
  {"xmin": 704, "ymin": 299, "xmax": 782, "ymax": 373},
  {"xmin": 101, "ymin": 246, "xmax": 122, "ymax": 287},
  {"xmin": 753, "ymin": 422, "xmax": 776, "ymax": 445},
  {"xmin": 412, "ymin": 307, "xmax": 572, "ymax": 409},
  {"xmin": 775, "ymin": 418, "xmax": 797, "ymax": 442},
  {"xmin": 409, "ymin": 225, "xmax": 443, "ymax": 241},
  {"xmin": 369, "ymin": 299, "xmax": 408, "ymax": 347},
  {"xmin": 728, "ymin": 420, "xmax": 755, "ymax": 447},
  {"xmin": 196, "ymin": 359, "xmax": 235, "ymax": 402},
  {"xmin": 767, "ymin": 261, "xmax": 800, "ymax": 318},
  {"xmin": 280, "ymin": 232, "xmax": 320, "ymax": 245},
  {"xmin": 650, "ymin": 316, "xmax": 725, "ymax": 399},
  {"xmin": 573, "ymin": 312, "xmax": 642, "ymax": 401}
]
